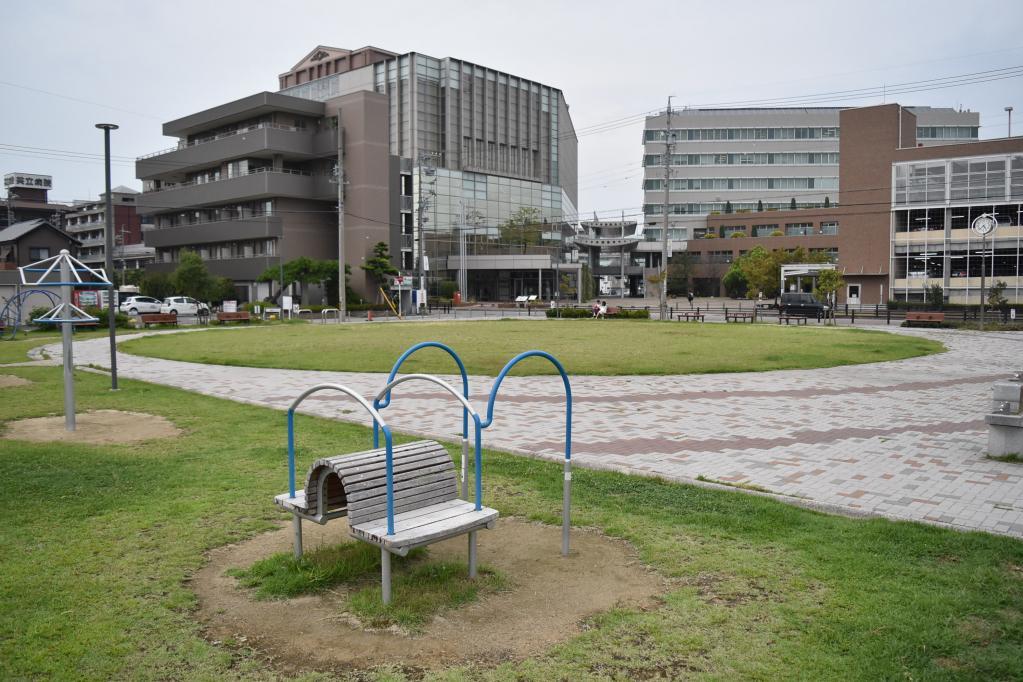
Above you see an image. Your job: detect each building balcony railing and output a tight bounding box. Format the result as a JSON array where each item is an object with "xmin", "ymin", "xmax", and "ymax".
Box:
[
  {"xmin": 400, "ymin": 195, "xmax": 413, "ymax": 212},
  {"xmin": 137, "ymin": 122, "xmax": 302, "ymax": 160},
  {"xmin": 143, "ymin": 215, "xmax": 283, "ymax": 248},
  {"xmin": 136, "ymin": 124, "xmax": 336, "ymax": 181},
  {"xmin": 136, "ymin": 169, "xmax": 334, "ymax": 213}
]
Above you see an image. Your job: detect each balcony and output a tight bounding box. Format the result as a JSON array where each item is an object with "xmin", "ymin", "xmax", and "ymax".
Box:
[
  {"xmin": 144, "ymin": 215, "xmax": 283, "ymax": 248},
  {"xmin": 136, "ymin": 123, "xmax": 336, "ymax": 181},
  {"xmin": 136, "ymin": 169, "xmax": 335, "ymax": 213}
]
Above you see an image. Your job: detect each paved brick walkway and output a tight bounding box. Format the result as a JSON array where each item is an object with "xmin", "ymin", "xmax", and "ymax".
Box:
[{"xmin": 35, "ymin": 326, "xmax": 1023, "ymax": 539}]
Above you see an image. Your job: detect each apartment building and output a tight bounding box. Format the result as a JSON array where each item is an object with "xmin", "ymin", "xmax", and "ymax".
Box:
[
  {"xmin": 681, "ymin": 104, "xmax": 1023, "ymax": 305},
  {"xmin": 640, "ymin": 106, "xmax": 979, "ymax": 245},
  {"xmin": 64, "ymin": 186, "xmax": 154, "ymax": 271},
  {"xmin": 136, "ymin": 45, "xmax": 578, "ymax": 302},
  {"xmin": 2, "ymin": 173, "xmax": 70, "ymax": 229}
]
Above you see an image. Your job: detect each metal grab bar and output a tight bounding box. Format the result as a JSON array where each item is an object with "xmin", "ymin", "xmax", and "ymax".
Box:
[
  {"xmin": 373, "ymin": 374, "xmax": 484, "ymax": 511},
  {"xmin": 481, "ymin": 350, "xmax": 573, "ymax": 555},
  {"xmin": 285, "ymin": 383, "xmax": 398, "ymax": 534},
  {"xmin": 374, "ymin": 341, "xmax": 472, "ymax": 498}
]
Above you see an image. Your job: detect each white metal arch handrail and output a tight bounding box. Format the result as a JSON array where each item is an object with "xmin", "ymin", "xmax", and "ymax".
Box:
[{"xmin": 373, "ymin": 373, "xmax": 485, "ymax": 510}]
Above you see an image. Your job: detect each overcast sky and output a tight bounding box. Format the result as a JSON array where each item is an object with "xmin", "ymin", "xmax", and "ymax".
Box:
[{"xmin": 2, "ymin": 0, "xmax": 1021, "ymax": 222}]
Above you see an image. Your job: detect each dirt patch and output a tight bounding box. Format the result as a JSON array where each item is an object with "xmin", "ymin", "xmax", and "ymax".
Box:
[
  {"xmin": 3, "ymin": 409, "xmax": 181, "ymax": 444},
  {"xmin": 193, "ymin": 518, "xmax": 664, "ymax": 673},
  {"xmin": 0, "ymin": 374, "xmax": 31, "ymax": 388}
]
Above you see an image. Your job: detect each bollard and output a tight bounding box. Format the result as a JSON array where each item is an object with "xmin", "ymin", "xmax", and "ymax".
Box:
[{"xmin": 851, "ymin": 310, "xmax": 855, "ymax": 325}]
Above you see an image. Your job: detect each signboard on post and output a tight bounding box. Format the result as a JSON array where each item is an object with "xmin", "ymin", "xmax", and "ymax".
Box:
[{"xmin": 223, "ymin": 300, "xmax": 237, "ymax": 313}]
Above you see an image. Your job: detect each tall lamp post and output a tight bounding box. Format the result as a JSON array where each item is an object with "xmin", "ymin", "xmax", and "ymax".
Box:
[
  {"xmin": 1006, "ymin": 106, "xmax": 1014, "ymax": 137},
  {"xmin": 96, "ymin": 123, "xmax": 119, "ymax": 389},
  {"xmin": 972, "ymin": 213, "xmax": 997, "ymax": 331}
]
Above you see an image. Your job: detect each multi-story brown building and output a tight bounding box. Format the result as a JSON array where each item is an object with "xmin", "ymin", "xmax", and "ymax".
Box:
[
  {"xmin": 136, "ymin": 45, "xmax": 578, "ymax": 303},
  {"xmin": 683, "ymin": 104, "xmax": 1023, "ymax": 305},
  {"xmin": 64, "ymin": 186, "xmax": 153, "ymax": 271},
  {"xmin": 2, "ymin": 173, "xmax": 70, "ymax": 229}
]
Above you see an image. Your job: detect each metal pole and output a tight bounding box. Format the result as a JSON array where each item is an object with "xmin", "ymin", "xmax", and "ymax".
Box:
[
  {"xmin": 659, "ymin": 98, "xmax": 673, "ymax": 321},
  {"xmin": 60, "ymin": 253, "xmax": 75, "ymax": 431},
  {"xmin": 468, "ymin": 530, "xmax": 478, "ymax": 579},
  {"xmin": 292, "ymin": 516, "xmax": 303, "ymax": 560},
  {"xmin": 381, "ymin": 548, "xmax": 392, "ymax": 604},
  {"xmin": 96, "ymin": 123, "xmax": 118, "ymax": 390},
  {"xmin": 980, "ymin": 231, "xmax": 987, "ymax": 331},
  {"xmin": 562, "ymin": 458, "xmax": 571, "ymax": 555},
  {"xmin": 336, "ymin": 107, "xmax": 347, "ymax": 322},
  {"xmin": 620, "ymin": 210, "xmax": 626, "ymax": 300}
]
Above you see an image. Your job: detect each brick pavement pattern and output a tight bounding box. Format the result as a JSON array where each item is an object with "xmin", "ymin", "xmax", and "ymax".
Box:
[{"xmin": 38, "ymin": 326, "xmax": 1023, "ymax": 539}]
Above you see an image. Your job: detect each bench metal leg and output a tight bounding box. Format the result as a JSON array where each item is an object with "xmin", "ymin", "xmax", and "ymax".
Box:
[
  {"xmin": 460, "ymin": 436, "xmax": 469, "ymax": 500},
  {"xmin": 293, "ymin": 515, "xmax": 303, "ymax": 560},
  {"xmin": 468, "ymin": 530, "xmax": 478, "ymax": 579},
  {"xmin": 381, "ymin": 548, "xmax": 392, "ymax": 604}
]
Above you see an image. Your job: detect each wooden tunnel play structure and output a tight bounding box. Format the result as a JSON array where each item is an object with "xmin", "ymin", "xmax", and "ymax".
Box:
[{"xmin": 275, "ymin": 342, "xmax": 572, "ymax": 605}]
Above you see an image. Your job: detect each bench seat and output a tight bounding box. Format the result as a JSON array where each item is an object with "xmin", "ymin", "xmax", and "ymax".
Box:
[{"xmin": 350, "ymin": 499, "xmax": 498, "ymax": 554}]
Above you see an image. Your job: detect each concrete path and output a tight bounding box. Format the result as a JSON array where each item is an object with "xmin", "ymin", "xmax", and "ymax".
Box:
[{"xmin": 28, "ymin": 325, "xmax": 1023, "ymax": 539}]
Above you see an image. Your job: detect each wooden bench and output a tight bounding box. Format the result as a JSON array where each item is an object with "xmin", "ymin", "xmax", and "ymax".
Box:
[
  {"xmin": 778, "ymin": 315, "xmax": 808, "ymax": 325},
  {"xmin": 675, "ymin": 311, "xmax": 705, "ymax": 322},
  {"xmin": 725, "ymin": 311, "xmax": 755, "ymax": 323},
  {"xmin": 216, "ymin": 311, "xmax": 251, "ymax": 324},
  {"xmin": 275, "ymin": 440, "xmax": 498, "ymax": 596},
  {"xmin": 139, "ymin": 313, "xmax": 178, "ymax": 328},
  {"xmin": 904, "ymin": 311, "xmax": 945, "ymax": 327}
]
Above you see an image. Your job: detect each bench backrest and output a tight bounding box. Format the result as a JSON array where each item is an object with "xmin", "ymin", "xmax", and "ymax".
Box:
[
  {"xmin": 304, "ymin": 440, "xmax": 457, "ymax": 526},
  {"xmin": 217, "ymin": 311, "xmax": 250, "ymax": 320},
  {"xmin": 906, "ymin": 311, "xmax": 944, "ymax": 321},
  {"xmin": 141, "ymin": 313, "xmax": 176, "ymax": 321}
]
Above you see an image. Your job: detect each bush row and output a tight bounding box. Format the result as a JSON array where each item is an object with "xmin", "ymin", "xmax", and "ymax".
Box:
[{"xmin": 545, "ymin": 307, "xmax": 651, "ymax": 319}]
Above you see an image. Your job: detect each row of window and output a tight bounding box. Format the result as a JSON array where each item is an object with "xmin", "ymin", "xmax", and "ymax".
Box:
[
  {"xmin": 690, "ymin": 247, "xmax": 839, "ymax": 263},
  {"xmin": 644, "ymin": 177, "xmax": 839, "ymax": 191},
  {"xmin": 643, "ymin": 152, "xmax": 839, "ymax": 167},
  {"xmin": 643, "ymin": 201, "xmax": 829, "ymax": 215},
  {"xmin": 916, "ymin": 126, "xmax": 978, "ymax": 140},
  {"xmin": 153, "ymin": 201, "xmax": 275, "ymax": 229},
  {"xmin": 893, "ymin": 247, "xmax": 1023, "ymax": 279},
  {"xmin": 157, "ymin": 240, "xmax": 278, "ymax": 263},
  {"xmin": 644, "ymin": 127, "xmax": 840, "ymax": 142},
  {"xmin": 894, "ymin": 155, "xmax": 1023, "ymax": 205},
  {"xmin": 697, "ymin": 222, "xmax": 838, "ymax": 238},
  {"xmin": 893, "ymin": 203, "xmax": 1023, "ymax": 233}
]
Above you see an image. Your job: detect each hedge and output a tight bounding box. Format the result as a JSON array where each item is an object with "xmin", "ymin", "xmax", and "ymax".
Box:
[{"xmin": 545, "ymin": 307, "xmax": 650, "ymax": 319}]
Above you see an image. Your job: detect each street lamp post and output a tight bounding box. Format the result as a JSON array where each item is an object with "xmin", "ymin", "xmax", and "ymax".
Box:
[
  {"xmin": 96, "ymin": 123, "xmax": 119, "ymax": 389},
  {"xmin": 972, "ymin": 213, "xmax": 998, "ymax": 331},
  {"xmin": 1007, "ymin": 106, "xmax": 1014, "ymax": 137}
]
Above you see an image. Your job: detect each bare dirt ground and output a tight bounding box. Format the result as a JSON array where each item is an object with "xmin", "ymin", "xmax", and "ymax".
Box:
[
  {"xmin": 193, "ymin": 517, "xmax": 665, "ymax": 674},
  {"xmin": 2, "ymin": 409, "xmax": 181, "ymax": 444},
  {"xmin": 0, "ymin": 374, "xmax": 32, "ymax": 388}
]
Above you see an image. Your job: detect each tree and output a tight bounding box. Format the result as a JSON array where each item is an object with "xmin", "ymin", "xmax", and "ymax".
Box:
[
  {"xmin": 499, "ymin": 207, "xmax": 544, "ymax": 247},
  {"xmin": 140, "ymin": 271, "xmax": 174, "ymax": 300},
  {"xmin": 580, "ymin": 263, "xmax": 596, "ymax": 301},
  {"xmin": 790, "ymin": 197, "xmax": 797, "ymax": 210},
  {"xmin": 823, "ymin": 196, "xmax": 831, "ymax": 208},
  {"xmin": 666, "ymin": 253, "xmax": 693, "ymax": 297},
  {"xmin": 813, "ymin": 269, "xmax": 845, "ymax": 325},
  {"xmin": 988, "ymin": 280, "xmax": 1009, "ymax": 310},
  {"xmin": 172, "ymin": 250, "xmax": 214, "ymax": 301},
  {"xmin": 757, "ymin": 199, "xmax": 764, "ymax": 212},
  {"xmin": 722, "ymin": 264, "xmax": 748, "ymax": 298},
  {"xmin": 724, "ymin": 200, "xmax": 733, "ymax": 214},
  {"xmin": 926, "ymin": 283, "xmax": 944, "ymax": 309},
  {"xmin": 209, "ymin": 277, "xmax": 237, "ymax": 304},
  {"xmin": 361, "ymin": 242, "xmax": 399, "ymax": 291}
]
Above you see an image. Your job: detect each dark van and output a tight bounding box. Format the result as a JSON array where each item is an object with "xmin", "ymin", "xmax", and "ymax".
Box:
[{"xmin": 780, "ymin": 292, "xmax": 828, "ymax": 317}]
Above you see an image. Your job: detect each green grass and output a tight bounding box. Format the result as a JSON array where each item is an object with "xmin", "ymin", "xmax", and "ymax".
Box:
[
  {"xmin": 0, "ymin": 329, "xmax": 114, "ymax": 364},
  {"xmin": 228, "ymin": 543, "xmax": 504, "ymax": 632},
  {"xmin": 987, "ymin": 453, "xmax": 1023, "ymax": 464},
  {"xmin": 1, "ymin": 366, "xmax": 1021, "ymax": 680},
  {"xmin": 120, "ymin": 320, "xmax": 943, "ymax": 375}
]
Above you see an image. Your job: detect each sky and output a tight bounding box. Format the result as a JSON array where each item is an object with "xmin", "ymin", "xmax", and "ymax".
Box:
[{"xmin": 2, "ymin": 0, "xmax": 1022, "ymax": 223}]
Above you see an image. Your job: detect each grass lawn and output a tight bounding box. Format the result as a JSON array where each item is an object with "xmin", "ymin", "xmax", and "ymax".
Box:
[
  {"xmin": 1, "ymin": 366, "xmax": 1021, "ymax": 680},
  {"xmin": 0, "ymin": 329, "xmax": 117, "ymax": 364},
  {"xmin": 120, "ymin": 320, "xmax": 943, "ymax": 375}
]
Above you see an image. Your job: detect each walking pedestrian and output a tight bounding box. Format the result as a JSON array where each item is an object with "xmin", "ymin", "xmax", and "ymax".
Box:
[{"xmin": 687, "ymin": 291, "xmax": 694, "ymax": 309}]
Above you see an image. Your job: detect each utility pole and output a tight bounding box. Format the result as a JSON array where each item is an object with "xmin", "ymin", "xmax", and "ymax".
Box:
[
  {"xmin": 659, "ymin": 97, "xmax": 674, "ymax": 320},
  {"xmin": 336, "ymin": 107, "xmax": 346, "ymax": 322},
  {"xmin": 415, "ymin": 151, "xmax": 438, "ymax": 314},
  {"xmin": 620, "ymin": 210, "xmax": 626, "ymax": 300},
  {"xmin": 95, "ymin": 123, "xmax": 118, "ymax": 389},
  {"xmin": 5, "ymin": 191, "xmax": 16, "ymax": 227}
]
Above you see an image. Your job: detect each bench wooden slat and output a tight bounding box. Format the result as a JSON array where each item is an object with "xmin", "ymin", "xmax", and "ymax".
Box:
[
  {"xmin": 351, "ymin": 500, "xmax": 498, "ymax": 549},
  {"xmin": 334, "ymin": 450, "xmax": 452, "ymax": 481},
  {"xmin": 317, "ymin": 441, "xmax": 443, "ymax": 469},
  {"xmin": 348, "ymin": 484, "xmax": 459, "ymax": 526},
  {"xmin": 343, "ymin": 464, "xmax": 455, "ymax": 497}
]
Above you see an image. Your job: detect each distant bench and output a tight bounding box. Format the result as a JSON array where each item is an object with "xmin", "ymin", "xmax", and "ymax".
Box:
[
  {"xmin": 675, "ymin": 311, "xmax": 705, "ymax": 322},
  {"xmin": 216, "ymin": 311, "xmax": 251, "ymax": 324},
  {"xmin": 725, "ymin": 311, "xmax": 755, "ymax": 323},
  {"xmin": 904, "ymin": 311, "xmax": 945, "ymax": 327},
  {"xmin": 139, "ymin": 313, "xmax": 178, "ymax": 328},
  {"xmin": 778, "ymin": 315, "xmax": 808, "ymax": 325}
]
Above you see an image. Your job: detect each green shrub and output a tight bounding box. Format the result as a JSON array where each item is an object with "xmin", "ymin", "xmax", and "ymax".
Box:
[
  {"xmin": 545, "ymin": 307, "xmax": 650, "ymax": 319},
  {"xmin": 82, "ymin": 306, "xmax": 133, "ymax": 329}
]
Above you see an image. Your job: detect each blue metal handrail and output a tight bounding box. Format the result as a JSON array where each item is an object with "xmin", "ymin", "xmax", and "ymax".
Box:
[
  {"xmin": 286, "ymin": 383, "xmax": 398, "ymax": 535},
  {"xmin": 374, "ymin": 341, "xmax": 470, "ymax": 445},
  {"xmin": 482, "ymin": 350, "xmax": 573, "ymax": 555},
  {"xmin": 374, "ymin": 373, "xmax": 485, "ymax": 511}
]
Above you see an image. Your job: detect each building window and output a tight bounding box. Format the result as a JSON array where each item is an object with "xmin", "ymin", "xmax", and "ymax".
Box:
[
  {"xmin": 753, "ymin": 224, "xmax": 779, "ymax": 237},
  {"xmin": 785, "ymin": 223, "xmax": 813, "ymax": 236},
  {"xmin": 29, "ymin": 247, "xmax": 50, "ymax": 260},
  {"xmin": 819, "ymin": 222, "xmax": 838, "ymax": 235}
]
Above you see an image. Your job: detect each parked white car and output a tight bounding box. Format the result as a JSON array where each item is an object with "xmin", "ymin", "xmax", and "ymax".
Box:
[
  {"xmin": 160, "ymin": 296, "xmax": 210, "ymax": 316},
  {"xmin": 119, "ymin": 296, "xmax": 163, "ymax": 315}
]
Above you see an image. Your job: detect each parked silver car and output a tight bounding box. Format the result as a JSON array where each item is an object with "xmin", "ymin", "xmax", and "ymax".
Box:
[
  {"xmin": 119, "ymin": 296, "xmax": 163, "ymax": 315},
  {"xmin": 160, "ymin": 296, "xmax": 210, "ymax": 316}
]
